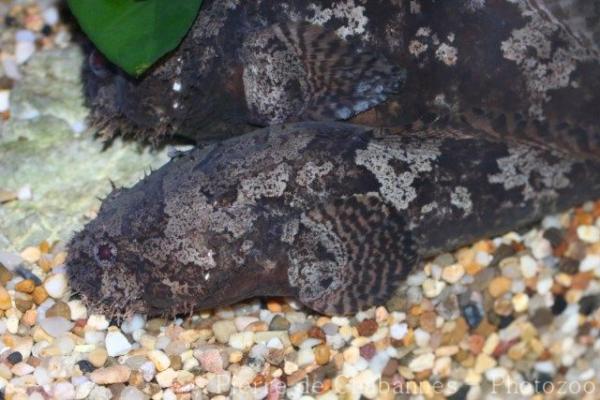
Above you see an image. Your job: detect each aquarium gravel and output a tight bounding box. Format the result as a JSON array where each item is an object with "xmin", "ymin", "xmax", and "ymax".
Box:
[{"xmin": 0, "ymin": 1, "xmax": 599, "ymax": 400}]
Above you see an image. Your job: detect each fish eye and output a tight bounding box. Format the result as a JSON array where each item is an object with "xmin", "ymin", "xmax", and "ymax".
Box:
[
  {"xmin": 88, "ymin": 50, "xmax": 110, "ymax": 79},
  {"xmin": 93, "ymin": 241, "xmax": 117, "ymax": 267}
]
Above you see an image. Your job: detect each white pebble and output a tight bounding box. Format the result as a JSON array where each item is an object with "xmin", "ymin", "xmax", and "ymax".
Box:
[
  {"xmin": 156, "ymin": 367, "xmax": 178, "ymax": 388},
  {"xmin": 33, "ymin": 367, "xmax": 51, "ymax": 385},
  {"xmin": 228, "ymin": 332, "xmax": 254, "ymax": 350},
  {"xmin": 39, "ymin": 317, "xmax": 74, "ymax": 337},
  {"xmin": 519, "ymin": 255, "xmax": 538, "ymax": 278},
  {"xmin": 105, "ymin": 330, "xmax": 132, "ymax": 357},
  {"xmin": 11, "ymin": 362, "xmax": 34, "ymax": 376},
  {"xmin": 15, "ymin": 41, "xmax": 35, "ymax": 64},
  {"xmin": 296, "ymin": 348, "xmax": 315, "ymax": 366},
  {"xmin": 148, "ymin": 350, "xmax": 171, "ymax": 372},
  {"xmin": 87, "ymin": 314, "xmax": 109, "ymax": 330},
  {"xmin": 536, "ymin": 277, "xmax": 553, "ymax": 295},
  {"xmin": 42, "ymin": 7, "xmax": 59, "ymax": 25},
  {"xmin": 577, "ymin": 225, "xmax": 600, "ymax": 243},
  {"xmin": 44, "ymin": 273, "xmax": 68, "ymax": 298},
  {"xmin": 422, "ymin": 279, "xmax": 446, "ymax": 298},
  {"xmin": 139, "ymin": 361, "xmax": 156, "ymax": 382},
  {"xmin": 15, "ymin": 29, "xmax": 35, "ymax": 42},
  {"xmin": 17, "ymin": 185, "xmax": 32, "ymax": 201},
  {"xmin": 1, "ymin": 57, "xmax": 21, "ymax": 80},
  {"xmin": 52, "ymin": 381, "xmax": 75, "ymax": 400},
  {"xmin": 75, "ymin": 381, "xmax": 95, "ymax": 399},
  {"xmin": 234, "ymin": 316, "xmax": 258, "ymax": 331},
  {"xmin": 119, "ymin": 386, "xmax": 146, "ymax": 400},
  {"xmin": 0, "ymin": 90, "xmax": 9, "ymax": 113},
  {"xmin": 580, "ymin": 255, "xmax": 600, "ymax": 273},
  {"xmin": 390, "ymin": 323, "xmax": 408, "ymax": 340},
  {"xmin": 121, "ymin": 314, "xmax": 145, "ymax": 334},
  {"xmin": 266, "ymin": 337, "xmax": 284, "ymax": 350},
  {"xmin": 409, "ymin": 353, "xmax": 435, "ymax": 372},
  {"xmin": 67, "ymin": 300, "xmax": 87, "ymax": 320}
]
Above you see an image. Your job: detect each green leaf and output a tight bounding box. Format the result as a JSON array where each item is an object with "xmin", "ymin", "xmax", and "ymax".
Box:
[{"xmin": 68, "ymin": 0, "xmax": 203, "ymax": 76}]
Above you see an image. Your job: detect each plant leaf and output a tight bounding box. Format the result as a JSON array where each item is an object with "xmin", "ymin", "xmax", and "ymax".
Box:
[{"xmin": 68, "ymin": 0, "xmax": 203, "ymax": 76}]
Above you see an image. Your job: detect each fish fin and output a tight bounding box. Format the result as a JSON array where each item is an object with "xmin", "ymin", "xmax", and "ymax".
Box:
[
  {"xmin": 242, "ymin": 23, "xmax": 405, "ymax": 125},
  {"xmin": 287, "ymin": 194, "xmax": 417, "ymax": 315}
]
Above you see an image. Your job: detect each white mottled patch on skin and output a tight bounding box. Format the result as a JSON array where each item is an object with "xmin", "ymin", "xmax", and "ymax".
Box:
[
  {"xmin": 464, "ymin": 0, "xmax": 486, "ymax": 11},
  {"xmin": 409, "ymin": 40, "xmax": 428, "ymax": 57},
  {"xmin": 238, "ymin": 163, "xmax": 290, "ymax": 202},
  {"xmin": 410, "ymin": 0, "xmax": 421, "ymax": 14},
  {"xmin": 288, "ymin": 213, "xmax": 347, "ymax": 302},
  {"xmin": 421, "ymin": 201, "xmax": 438, "ymax": 214},
  {"xmin": 501, "ymin": 0, "xmax": 597, "ymax": 120},
  {"xmin": 306, "ymin": 1, "xmax": 369, "ymax": 39},
  {"xmin": 355, "ymin": 139, "xmax": 441, "ymax": 210},
  {"xmin": 416, "ymin": 27, "xmax": 431, "ymax": 37},
  {"xmin": 281, "ymin": 218, "xmax": 300, "ymax": 244},
  {"xmin": 435, "ymin": 43, "xmax": 458, "ymax": 66},
  {"xmin": 450, "ymin": 186, "xmax": 473, "ymax": 213},
  {"xmin": 488, "ymin": 145, "xmax": 573, "ymax": 201},
  {"xmin": 296, "ymin": 161, "xmax": 334, "ymax": 189}
]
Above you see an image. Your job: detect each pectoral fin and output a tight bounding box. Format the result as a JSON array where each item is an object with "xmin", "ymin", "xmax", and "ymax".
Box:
[{"xmin": 242, "ymin": 23, "xmax": 405, "ymax": 125}]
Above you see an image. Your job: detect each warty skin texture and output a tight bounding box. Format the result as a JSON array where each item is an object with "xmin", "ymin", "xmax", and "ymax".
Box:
[
  {"xmin": 67, "ymin": 122, "xmax": 600, "ymax": 317},
  {"xmin": 84, "ymin": 0, "xmax": 600, "ymax": 158}
]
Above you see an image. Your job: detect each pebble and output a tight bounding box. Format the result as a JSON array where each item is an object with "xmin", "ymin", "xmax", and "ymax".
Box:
[
  {"xmin": 87, "ymin": 314, "xmax": 109, "ymax": 330},
  {"xmin": 0, "ymin": 285, "xmax": 12, "ymax": 310},
  {"xmin": 156, "ymin": 368, "xmax": 177, "ymax": 388},
  {"xmin": 441, "ymin": 263, "xmax": 465, "ymax": 283},
  {"xmin": 314, "ymin": 344, "xmax": 330, "ymax": 365},
  {"xmin": 577, "ymin": 225, "xmax": 600, "ymax": 243},
  {"xmin": 39, "ymin": 317, "xmax": 73, "ymax": 337},
  {"xmin": 422, "ymin": 279, "xmax": 446, "ymax": 298},
  {"xmin": 43, "ymin": 273, "xmax": 68, "ymax": 299},
  {"xmin": 356, "ymin": 319, "xmax": 378, "ymax": 337},
  {"xmin": 520, "ymin": 255, "xmax": 539, "ymax": 278},
  {"xmin": 228, "ymin": 332, "xmax": 254, "ymax": 350},
  {"xmin": 0, "ymin": 90, "xmax": 9, "ymax": 113},
  {"xmin": 390, "ymin": 323, "xmax": 408, "ymax": 340},
  {"xmin": 409, "ymin": 353, "xmax": 435, "ymax": 372},
  {"xmin": 148, "ymin": 350, "xmax": 171, "ymax": 372},
  {"xmin": 20, "ymin": 247, "xmax": 41, "ymax": 264},
  {"xmin": 207, "ymin": 372, "xmax": 231, "ymax": 394},
  {"xmin": 15, "ymin": 41, "xmax": 35, "ymax": 64},
  {"xmin": 105, "ymin": 330, "xmax": 132, "ymax": 357},
  {"xmin": 90, "ymin": 365, "xmax": 131, "ymax": 384},
  {"xmin": 212, "ymin": 320, "xmax": 237, "ymax": 343},
  {"xmin": 512, "ymin": 293, "xmax": 529, "ymax": 313},
  {"xmin": 488, "ymin": 276, "xmax": 512, "ymax": 297}
]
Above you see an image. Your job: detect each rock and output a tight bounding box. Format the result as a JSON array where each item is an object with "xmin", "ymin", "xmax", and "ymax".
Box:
[
  {"xmin": 297, "ymin": 348, "xmax": 315, "ymax": 366},
  {"xmin": 409, "ymin": 353, "xmax": 435, "ymax": 372},
  {"xmin": 231, "ymin": 365, "xmax": 256, "ymax": 388},
  {"xmin": 0, "ymin": 90, "xmax": 9, "ymax": 113},
  {"xmin": 156, "ymin": 368, "xmax": 178, "ymax": 388},
  {"xmin": 580, "ymin": 255, "xmax": 600, "ymax": 273},
  {"xmin": 520, "ymin": 255, "xmax": 539, "ymax": 278},
  {"xmin": 228, "ymin": 332, "xmax": 254, "ymax": 350},
  {"xmin": 20, "ymin": 247, "xmax": 41, "ymax": 264},
  {"xmin": 390, "ymin": 323, "xmax": 408, "ymax": 340},
  {"xmin": 212, "ymin": 320, "xmax": 237, "ymax": 343},
  {"xmin": 233, "ymin": 316, "xmax": 259, "ymax": 331},
  {"xmin": 194, "ymin": 346, "xmax": 227, "ymax": 373},
  {"xmin": 207, "ymin": 372, "xmax": 232, "ymax": 394},
  {"xmin": 119, "ymin": 386, "xmax": 147, "ymax": 400},
  {"xmin": 512, "ymin": 293, "xmax": 529, "ymax": 313},
  {"xmin": 422, "ymin": 279, "xmax": 446, "ymax": 298},
  {"xmin": 314, "ymin": 344, "xmax": 331, "ymax": 365},
  {"xmin": 488, "ymin": 276, "xmax": 512, "ymax": 298},
  {"xmin": 148, "ymin": 350, "xmax": 171, "ymax": 372},
  {"xmin": 15, "ymin": 279, "xmax": 35, "ymax": 294},
  {"xmin": 90, "ymin": 365, "xmax": 131, "ymax": 384},
  {"xmin": 462, "ymin": 303, "xmax": 483, "ymax": 329},
  {"xmin": 121, "ymin": 314, "xmax": 145, "ymax": 334},
  {"xmin": 105, "ymin": 330, "xmax": 132, "ymax": 357},
  {"xmin": 139, "ymin": 361, "xmax": 155, "ymax": 382},
  {"xmin": 31, "ymin": 286, "xmax": 48, "ymax": 305},
  {"xmin": 269, "ymin": 315, "xmax": 291, "ymax": 331},
  {"xmin": 39, "ymin": 317, "xmax": 74, "ymax": 337},
  {"xmin": 442, "ymin": 264, "xmax": 465, "ymax": 284},
  {"xmin": 67, "ymin": 300, "xmax": 87, "ymax": 320},
  {"xmin": 356, "ymin": 319, "xmax": 378, "ymax": 337},
  {"xmin": 11, "ymin": 362, "xmax": 34, "ymax": 376},
  {"xmin": 46, "ymin": 301, "xmax": 71, "ymax": 319},
  {"xmin": 44, "ymin": 273, "xmax": 68, "ymax": 299},
  {"xmin": 0, "ymin": 285, "xmax": 12, "ymax": 310},
  {"xmin": 577, "ymin": 225, "xmax": 600, "ymax": 243}
]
